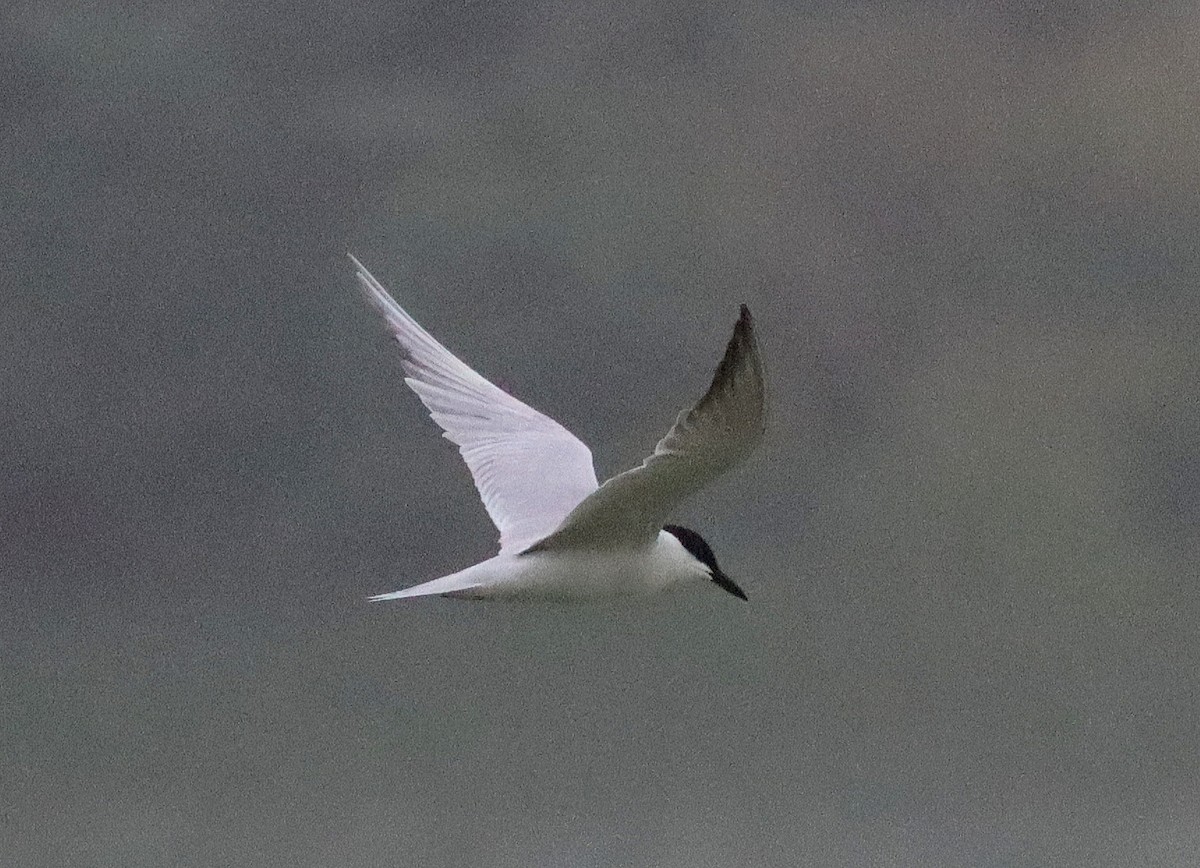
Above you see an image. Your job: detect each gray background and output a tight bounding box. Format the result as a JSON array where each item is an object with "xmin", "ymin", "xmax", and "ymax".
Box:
[{"xmin": 5, "ymin": 1, "xmax": 1200, "ymax": 866}]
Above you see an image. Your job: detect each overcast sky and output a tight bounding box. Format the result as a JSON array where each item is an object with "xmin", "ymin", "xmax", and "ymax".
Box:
[{"xmin": 5, "ymin": 1, "xmax": 1200, "ymax": 866}]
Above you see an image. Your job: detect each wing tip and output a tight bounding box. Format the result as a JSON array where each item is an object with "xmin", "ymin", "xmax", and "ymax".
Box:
[
  {"xmin": 692, "ymin": 300, "xmax": 765, "ymax": 415},
  {"xmin": 347, "ymin": 252, "xmax": 374, "ymax": 285},
  {"xmin": 348, "ymin": 254, "xmax": 402, "ymax": 321},
  {"xmin": 347, "ymin": 252, "xmax": 375, "ymax": 291},
  {"xmin": 727, "ymin": 305, "xmax": 759, "ymax": 362},
  {"xmin": 736, "ymin": 304, "xmax": 755, "ymax": 336}
]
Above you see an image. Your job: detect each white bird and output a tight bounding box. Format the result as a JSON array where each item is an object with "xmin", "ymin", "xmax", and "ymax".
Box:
[{"xmin": 351, "ymin": 255, "xmax": 766, "ymax": 602}]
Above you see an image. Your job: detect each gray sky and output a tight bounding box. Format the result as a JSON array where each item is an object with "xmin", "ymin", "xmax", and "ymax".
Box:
[{"xmin": 5, "ymin": 1, "xmax": 1200, "ymax": 866}]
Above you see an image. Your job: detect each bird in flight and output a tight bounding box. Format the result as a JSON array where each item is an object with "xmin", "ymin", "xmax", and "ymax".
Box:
[{"xmin": 351, "ymin": 255, "xmax": 766, "ymax": 602}]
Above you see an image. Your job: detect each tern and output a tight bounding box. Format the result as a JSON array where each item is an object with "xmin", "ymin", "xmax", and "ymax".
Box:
[{"xmin": 351, "ymin": 255, "xmax": 766, "ymax": 602}]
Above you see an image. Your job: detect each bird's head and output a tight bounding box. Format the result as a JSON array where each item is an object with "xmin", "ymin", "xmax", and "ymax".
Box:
[{"xmin": 663, "ymin": 524, "xmax": 747, "ymax": 601}]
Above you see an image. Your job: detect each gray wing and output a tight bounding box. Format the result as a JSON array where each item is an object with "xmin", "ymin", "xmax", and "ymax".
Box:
[
  {"xmin": 528, "ymin": 305, "xmax": 766, "ymax": 551},
  {"xmin": 351, "ymin": 255, "xmax": 600, "ymax": 554}
]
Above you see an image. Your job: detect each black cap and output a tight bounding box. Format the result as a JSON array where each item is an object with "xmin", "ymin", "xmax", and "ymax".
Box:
[{"xmin": 663, "ymin": 524, "xmax": 748, "ymax": 602}]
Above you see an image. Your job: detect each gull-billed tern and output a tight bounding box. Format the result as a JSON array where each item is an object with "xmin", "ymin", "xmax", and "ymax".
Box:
[{"xmin": 351, "ymin": 255, "xmax": 766, "ymax": 602}]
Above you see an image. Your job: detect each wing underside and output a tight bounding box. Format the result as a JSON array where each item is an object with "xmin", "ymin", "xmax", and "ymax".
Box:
[{"xmin": 352, "ymin": 256, "xmax": 600, "ymax": 553}]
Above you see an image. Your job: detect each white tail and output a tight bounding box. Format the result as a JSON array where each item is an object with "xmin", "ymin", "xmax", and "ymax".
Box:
[{"xmin": 367, "ymin": 567, "xmax": 483, "ymax": 601}]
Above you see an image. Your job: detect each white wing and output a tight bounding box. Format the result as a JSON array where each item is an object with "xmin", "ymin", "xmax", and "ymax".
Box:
[
  {"xmin": 351, "ymin": 255, "xmax": 599, "ymax": 553},
  {"xmin": 529, "ymin": 305, "xmax": 766, "ymax": 552}
]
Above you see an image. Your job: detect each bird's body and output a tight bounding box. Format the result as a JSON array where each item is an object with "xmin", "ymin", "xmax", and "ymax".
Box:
[
  {"xmin": 373, "ymin": 530, "xmax": 705, "ymax": 602},
  {"xmin": 350, "ymin": 254, "xmax": 765, "ymax": 604}
]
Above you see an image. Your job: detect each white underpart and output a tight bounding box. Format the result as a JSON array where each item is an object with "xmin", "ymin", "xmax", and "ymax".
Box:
[{"xmin": 366, "ymin": 530, "xmax": 706, "ymax": 602}]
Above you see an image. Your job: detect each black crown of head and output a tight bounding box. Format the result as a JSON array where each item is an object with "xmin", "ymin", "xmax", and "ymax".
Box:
[{"xmin": 663, "ymin": 524, "xmax": 720, "ymax": 572}]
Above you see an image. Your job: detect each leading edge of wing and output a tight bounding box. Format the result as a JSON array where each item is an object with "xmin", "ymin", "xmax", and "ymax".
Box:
[
  {"xmin": 525, "ymin": 305, "xmax": 766, "ymax": 553},
  {"xmin": 350, "ymin": 254, "xmax": 600, "ymax": 553}
]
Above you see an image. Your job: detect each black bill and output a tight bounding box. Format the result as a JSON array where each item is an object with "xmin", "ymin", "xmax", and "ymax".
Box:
[{"xmin": 712, "ymin": 569, "xmax": 748, "ymax": 602}]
